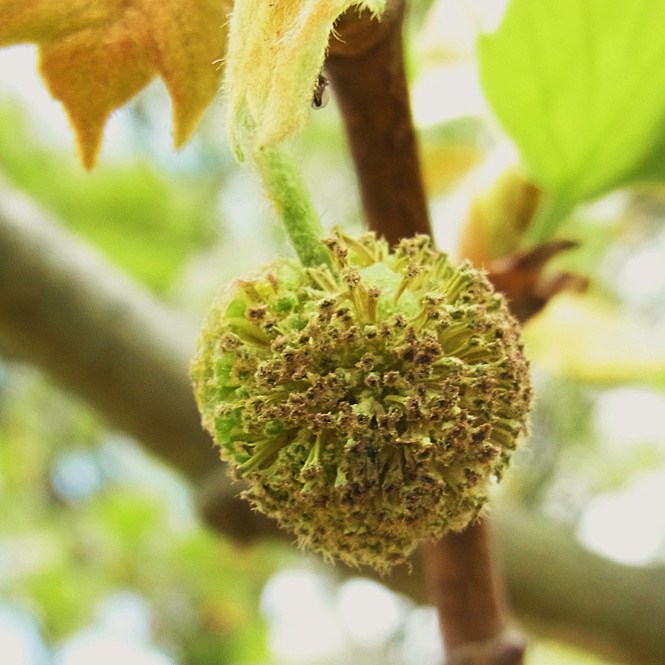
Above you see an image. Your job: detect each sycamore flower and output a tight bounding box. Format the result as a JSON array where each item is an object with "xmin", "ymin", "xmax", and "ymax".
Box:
[{"xmin": 192, "ymin": 233, "xmax": 532, "ymax": 571}]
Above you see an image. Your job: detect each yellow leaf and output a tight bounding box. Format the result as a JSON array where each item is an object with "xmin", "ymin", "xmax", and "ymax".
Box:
[
  {"xmin": 0, "ymin": 0, "xmax": 232, "ymax": 168},
  {"xmin": 523, "ymin": 293, "xmax": 665, "ymax": 384},
  {"xmin": 224, "ymin": 0, "xmax": 385, "ymax": 159},
  {"xmin": 420, "ymin": 144, "xmax": 482, "ymax": 196}
]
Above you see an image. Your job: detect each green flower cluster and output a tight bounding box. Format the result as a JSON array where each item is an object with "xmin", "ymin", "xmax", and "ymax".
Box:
[{"xmin": 192, "ymin": 233, "xmax": 532, "ymax": 571}]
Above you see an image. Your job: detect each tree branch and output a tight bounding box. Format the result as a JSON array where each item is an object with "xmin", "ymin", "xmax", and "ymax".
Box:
[
  {"xmin": 325, "ymin": 5, "xmax": 522, "ymax": 663},
  {"xmin": 423, "ymin": 529, "xmax": 526, "ymax": 665},
  {"xmin": 0, "ymin": 176, "xmax": 216, "ymax": 479},
  {"xmin": 0, "ymin": 177, "xmax": 663, "ymax": 663},
  {"xmin": 326, "ymin": 0, "xmax": 431, "ymax": 245}
]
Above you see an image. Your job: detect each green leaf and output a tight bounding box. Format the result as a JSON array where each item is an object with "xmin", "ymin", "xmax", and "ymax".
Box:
[
  {"xmin": 478, "ymin": 0, "xmax": 665, "ymax": 241},
  {"xmin": 0, "ymin": 102, "xmax": 215, "ymax": 293}
]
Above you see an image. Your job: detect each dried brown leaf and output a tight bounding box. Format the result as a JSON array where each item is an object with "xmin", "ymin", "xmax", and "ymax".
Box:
[{"xmin": 0, "ymin": 0, "xmax": 231, "ymax": 167}]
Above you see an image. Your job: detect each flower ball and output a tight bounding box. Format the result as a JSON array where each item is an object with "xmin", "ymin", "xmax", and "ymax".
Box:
[{"xmin": 192, "ymin": 233, "xmax": 532, "ymax": 570}]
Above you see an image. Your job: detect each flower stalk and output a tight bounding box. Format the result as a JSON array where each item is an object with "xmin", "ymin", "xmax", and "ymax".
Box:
[{"xmin": 254, "ymin": 146, "xmax": 332, "ymax": 269}]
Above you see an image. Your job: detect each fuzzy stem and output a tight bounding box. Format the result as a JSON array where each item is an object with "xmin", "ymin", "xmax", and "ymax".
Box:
[{"xmin": 254, "ymin": 146, "xmax": 332, "ymax": 268}]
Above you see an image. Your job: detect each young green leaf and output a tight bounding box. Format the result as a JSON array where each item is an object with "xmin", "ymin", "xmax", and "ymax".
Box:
[
  {"xmin": 478, "ymin": 0, "xmax": 665, "ymax": 240},
  {"xmin": 0, "ymin": 0, "xmax": 231, "ymax": 168}
]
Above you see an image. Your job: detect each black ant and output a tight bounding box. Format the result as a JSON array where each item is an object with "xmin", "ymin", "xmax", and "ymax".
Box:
[{"xmin": 312, "ymin": 73, "xmax": 330, "ymax": 109}]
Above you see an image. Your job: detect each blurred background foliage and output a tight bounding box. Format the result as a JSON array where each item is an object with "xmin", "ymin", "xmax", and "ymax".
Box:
[
  {"xmin": 0, "ymin": 99, "xmax": 221, "ymax": 294},
  {"xmin": 1, "ymin": 0, "xmax": 665, "ymax": 664}
]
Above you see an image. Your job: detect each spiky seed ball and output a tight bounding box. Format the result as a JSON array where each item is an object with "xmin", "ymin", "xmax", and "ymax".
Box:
[{"xmin": 192, "ymin": 232, "xmax": 532, "ymax": 571}]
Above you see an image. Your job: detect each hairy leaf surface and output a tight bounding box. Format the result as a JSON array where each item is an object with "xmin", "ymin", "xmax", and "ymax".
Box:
[{"xmin": 225, "ymin": 0, "xmax": 385, "ymax": 159}]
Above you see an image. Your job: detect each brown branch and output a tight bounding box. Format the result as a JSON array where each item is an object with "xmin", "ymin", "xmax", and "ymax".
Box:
[
  {"xmin": 1, "ymin": 179, "xmax": 664, "ymax": 664},
  {"xmin": 325, "ymin": 0, "xmax": 432, "ymax": 245},
  {"xmin": 325, "ymin": 5, "xmax": 522, "ymax": 663},
  {"xmin": 424, "ymin": 528, "xmax": 526, "ymax": 665}
]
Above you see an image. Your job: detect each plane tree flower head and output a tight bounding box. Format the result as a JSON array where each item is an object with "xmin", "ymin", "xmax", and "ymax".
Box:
[
  {"xmin": 191, "ymin": 232, "xmax": 532, "ymax": 571},
  {"xmin": 196, "ymin": 0, "xmax": 533, "ymax": 573}
]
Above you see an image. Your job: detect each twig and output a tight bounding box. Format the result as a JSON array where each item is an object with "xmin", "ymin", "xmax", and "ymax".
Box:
[
  {"xmin": 326, "ymin": 0, "xmax": 431, "ymax": 244},
  {"xmin": 325, "ymin": 4, "xmax": 524, "ymax": 663},
  {"xmin": 424, "ymin": 527, "xmax": 526, "ymax": 665}
]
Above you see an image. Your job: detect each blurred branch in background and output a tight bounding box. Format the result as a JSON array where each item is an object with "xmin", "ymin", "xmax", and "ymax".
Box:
[
  {"xmin": 1, "ymin": 175, "xmax": 664, "ymax": 665},
  {"xmin": 204, "ymin": 468, "xmax": 665, "ymax": 665},
  {"xmin": 0, "ymin": 176, "xmax": 216, "ymax": 479}
]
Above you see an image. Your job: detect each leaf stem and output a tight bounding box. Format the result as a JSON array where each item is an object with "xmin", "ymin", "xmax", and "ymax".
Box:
[
  {"xmin": 254, "ymin": 146, "xmax": 332, "ymax": 269},
  {"xmin": 525, "ymin": 192, "xmax": 574, "ymax": 245}
]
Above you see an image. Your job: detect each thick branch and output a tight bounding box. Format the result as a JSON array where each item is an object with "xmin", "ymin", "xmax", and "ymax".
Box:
[
  {"xmin": 0, "ymin": 180, "xmax": 663, "ymax": 664},
  {"xmin": 498, "ymin": 509, "xmax": 665, "ymax": 665},
  {"xmin": 0, "ymin": 177, "xmax": 216, "ymax": 479}
]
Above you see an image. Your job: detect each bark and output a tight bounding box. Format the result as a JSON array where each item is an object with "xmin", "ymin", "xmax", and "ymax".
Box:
[{"xmin": 326, "ymin": 4, "xmax": 522, "ymax": 663}]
